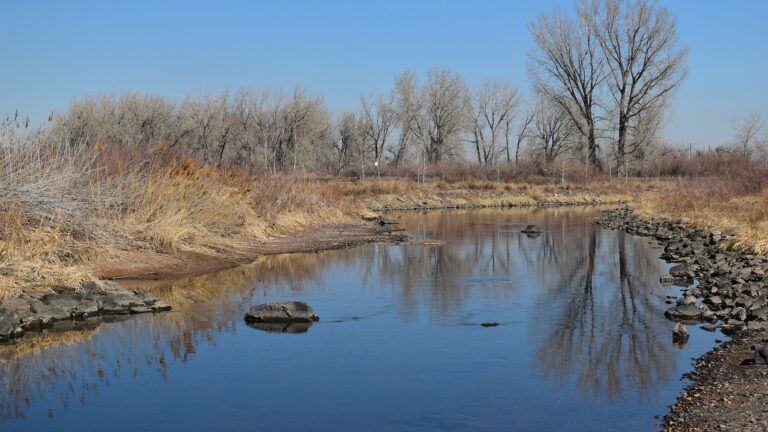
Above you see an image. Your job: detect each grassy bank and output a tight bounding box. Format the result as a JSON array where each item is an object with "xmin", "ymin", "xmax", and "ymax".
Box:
[
  {"xmin": 635, "ymin": 176, "xmax": 768, "ymax": 255},
  {"xmin": 0, "ymin": 144, "xmax": 645, "ymax": 299}
]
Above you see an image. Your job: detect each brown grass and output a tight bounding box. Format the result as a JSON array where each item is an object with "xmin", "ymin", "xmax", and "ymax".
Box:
[
  {"xmin": 3, "ymin": 139, "xmax": 765, "ymax": 300},
  {"xmin": 636, "ymin": 176, "xmax": 768, "ymax": 255}
]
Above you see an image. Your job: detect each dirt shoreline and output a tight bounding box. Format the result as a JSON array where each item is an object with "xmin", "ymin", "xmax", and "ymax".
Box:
[{"xmin": 662, "ymin": 330, "xmax": 768, "ymax": 431}]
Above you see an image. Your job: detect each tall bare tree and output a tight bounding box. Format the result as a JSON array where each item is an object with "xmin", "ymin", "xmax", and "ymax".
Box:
[
  {"xmin": 531, "ymin": 96, "xmax": 576, "ymax": 163},
  {"xmin": 529, "ymin": 2, "xmax": 604, "ymax": 169},
  {"xmin": 591, "ymin": 0, "xmax": 688, "ymax": 173},
  {"xmin": 733, "ymin": 113, "xmax": 764, "ymax": 161},
  {"xmin": 360, "ymin": 94, "xmax": 395, "ymax": 167},
  {"xmin": 397, "ymin": 68, "xmax": 469, "ymax": 164},
  {"xmin": 467, "ymin": 79, "xmax": 520, "ymax": 165},
  {"xmin": 509, "ymin": 107, "xmax": 535, "ymax": 167}
]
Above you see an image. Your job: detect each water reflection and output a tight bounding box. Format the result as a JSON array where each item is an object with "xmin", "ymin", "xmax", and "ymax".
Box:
[{"xmin": 0, "ymin": 207, "xmax": 717, "ymax": 431}]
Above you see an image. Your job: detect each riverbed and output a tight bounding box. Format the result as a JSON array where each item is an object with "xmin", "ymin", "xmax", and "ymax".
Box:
[{"xmin": 0, "ymin": 207, "xmax": 723, "ymax": 431}]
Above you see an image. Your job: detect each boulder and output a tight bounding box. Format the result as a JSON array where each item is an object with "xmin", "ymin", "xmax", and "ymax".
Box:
[
  {"xmin": 244, "ymin": 301, "xmax": 319, "ymax": 323},
  {"xmin": 669, "ymin": 264, "xmax": 694, "ymax": 280},
  {"xmin": 521, "ymin": 224, "xmax": 541, "ymax": 234},
  {"xmin": 664, "ymin": 304, "xmax": 701, "ymax": 320}
]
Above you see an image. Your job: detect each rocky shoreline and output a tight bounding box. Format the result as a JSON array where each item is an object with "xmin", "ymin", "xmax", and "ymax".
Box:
[
  {"xmin": 597, "ymin": 207, "xmax": 768, "ymax": 430},
  {"xmin": 0, "ymin": 281, "xmax": 171, "ymax": 343}
]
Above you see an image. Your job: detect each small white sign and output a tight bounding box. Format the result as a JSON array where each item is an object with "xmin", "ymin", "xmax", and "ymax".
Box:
[{"xmin": 374, "ymin": 161, "xmax": 379, "ymax": 167}]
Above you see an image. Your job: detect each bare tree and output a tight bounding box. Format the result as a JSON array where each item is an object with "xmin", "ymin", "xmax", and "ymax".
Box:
[
  {"xmin": 398, "ymin": 68, "xmax": 469, "ymax": 164},
  {"xmin": 531, "ymin": 96, "xmax": 576, "ymax": 163},
  {"xmin": 360, "ymin": 94, "xmax": 395, "ymax": 168},
  {"xmin": 509, "ymin": 106, "xmax": 535, "ymax": 167},
  {"xmin": 467, "ymin": 79, "xmax": 520, "ymax": 165},
  {"xmin": 529, "ymin": 2, "xmax": 604, "ymax": 169},
  {"xmin": 333, "ymin": 112, "xmax": 363, "ymax": 175},
  {"xmin": 591, "ymin": 0, "xmax": 688, "ymax": 173},
  {"xmin": 733, "ymin": 113, "xmax": 764, "ymax": 161}
]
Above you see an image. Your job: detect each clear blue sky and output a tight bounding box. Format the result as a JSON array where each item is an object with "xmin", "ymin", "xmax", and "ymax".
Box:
[{"xmin": 1, "ymin": 0, "xmax": 766, "ymax": 149}]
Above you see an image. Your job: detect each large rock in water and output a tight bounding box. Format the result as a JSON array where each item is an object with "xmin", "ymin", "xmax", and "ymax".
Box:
[
  {"xmin": 664, "ymin": 303, "xmax": 701, "ymax": 320},
  {"xmin": 244, "ymin": 301, "xmax": 319, "ymax": 323}
]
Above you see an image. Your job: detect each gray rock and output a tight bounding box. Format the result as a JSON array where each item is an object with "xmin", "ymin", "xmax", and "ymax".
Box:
[
  {"xmin": 244, "ymin": 301, "xmax": 319, "ymax": 323},
  {"xmin": 665, "ymin": 304, "xmax": 701, "ymax": 320},
  {"xmin": 730, "ymin": 306, "xmax": 748, "ymax": 322},
  {"xmin": 669, "ymin": 264, "xmax": 694, "ymax": 280},
  {"xmin": 673, "ymin": 322, "xmax": 689, "ymax": 341}
]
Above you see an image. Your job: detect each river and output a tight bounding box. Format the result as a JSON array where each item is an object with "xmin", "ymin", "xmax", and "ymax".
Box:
[{"xmin": 0, "ymin": 207, "xmax": 721, "ymax": 431}]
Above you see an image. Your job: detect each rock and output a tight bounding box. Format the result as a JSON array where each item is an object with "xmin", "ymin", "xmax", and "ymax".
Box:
[
  {"xmin": 521, "ymin": 224, "xmax": 541, "ymax": 234},
  {"xmin": 753, "ymin": 345, "xmax": 768, "ymax": 365},
  {"xmin": 673, "ymin": 322, "xmax": 690, "ymax": 341},
  {"xmin": 700, "ymin": 324, "xmax": 717, "ymax": 332},
  {"xmin": 244, "ymin": 301, "xmax": 319, "ymax": 323},
  {"xmin": 481, "ymin": 322, "xmax": 499, "ymax": 327},
  {"xmin": 730, "ymin": 306, "xmax": 748, "ymax": 322},
  {"xmin": 669, "ymin": 264, "xmax": 694, "ymax": 280},
  {"xmin": 704, "ymin": 296, "xmax": 723, "ymax": 309},
  {"xmin": 680, "ymin": 295, "xmax": 697, "ymax": 306},
  {"xmin": 0, "ymin": 313, "xmax": 24, "ymax": 342},
  {"xmin": 665, "ymin": 304, "xmax": 701, "ymax": 320}
]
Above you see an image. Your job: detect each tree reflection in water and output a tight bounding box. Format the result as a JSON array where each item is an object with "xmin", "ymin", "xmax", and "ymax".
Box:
[{"xmin": 0, "ymin": 207, "xmax": 678, "ymax": 423}]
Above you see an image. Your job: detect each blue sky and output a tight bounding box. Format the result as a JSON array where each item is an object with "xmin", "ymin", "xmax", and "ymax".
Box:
[{"xmin": 1, "ymin": 0, "xmax": 766, "ymax": 149}]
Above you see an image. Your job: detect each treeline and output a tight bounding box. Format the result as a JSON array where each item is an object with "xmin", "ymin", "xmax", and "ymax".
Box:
[{"xmin": 2, "ymin": 0, "xmax": 766, "ymax": 180}]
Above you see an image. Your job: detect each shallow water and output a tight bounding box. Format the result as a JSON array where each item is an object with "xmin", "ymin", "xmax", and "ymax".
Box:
[{"xmin": 0, "ymin": 207, "xmax": 722, "ymax": 431}]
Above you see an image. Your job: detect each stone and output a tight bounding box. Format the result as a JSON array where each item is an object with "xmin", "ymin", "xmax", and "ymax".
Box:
[
  {"xmin": 704, "ymin": 296, "xmax": 723, "ymax": 309},
  {"xmin": 244, "ymin": 301, "xmax": 319, "ymax": 323},
  {"xmin": 730, "ymin": 306, "xmax": 748, "ymax": 322},
  {"xmin": 665, "ymin": 304, "xmax": 701, "ymax": 320},
  {"xmin": 673, "ymin": 322, "xmax": 689, "ymax": 341},
  {"xmin": 669, "ymin": 264, "xmax": 694, "ymax": 280}
]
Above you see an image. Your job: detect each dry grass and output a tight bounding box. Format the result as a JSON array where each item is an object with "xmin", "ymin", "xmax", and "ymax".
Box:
[
  {"xmin": 636, "ymin": 177, "xmax": 768, "ymax": 255},
  {"xmin": 5, "ymin": 137, "xmax": 763, "ymax": 300},
  {"xmin": 0, "ymin": 144, "xmax": 356, "ymax": 299}
]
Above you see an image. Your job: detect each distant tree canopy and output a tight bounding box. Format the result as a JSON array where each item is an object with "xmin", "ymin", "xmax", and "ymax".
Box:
[{"xmin": 27, "ymin": 1, "xmax": 696, "ymax": 178}]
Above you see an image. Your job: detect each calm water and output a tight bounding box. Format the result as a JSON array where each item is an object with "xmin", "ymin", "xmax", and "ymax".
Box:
[{"xmin": 0, "ymin": 208, "xmax": 721, "ymax": 431}]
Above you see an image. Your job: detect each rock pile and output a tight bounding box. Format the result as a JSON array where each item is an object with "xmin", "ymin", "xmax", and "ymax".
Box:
[
  {"xmin": 0, "ymin": 281, "xmax": 171, "ymax": 343},
  {"xmin": 598, "ymin": 207, "xmax": 768, "ymax": 333}
]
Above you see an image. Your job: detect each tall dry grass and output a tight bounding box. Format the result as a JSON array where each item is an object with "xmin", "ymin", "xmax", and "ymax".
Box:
[{"xmin": 0, "ymin": 138, "xmax": 356, "ymax": 298}]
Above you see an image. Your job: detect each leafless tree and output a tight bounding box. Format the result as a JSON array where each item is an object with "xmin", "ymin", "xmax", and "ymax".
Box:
[
  {"xmin": 466, "ymin": 79, "xmax": 520, "ymax": 165},
  {"xmin": 529, "ymin": 2, "xmax": 604, "ymax": 169},
  {"xmin": 590, "ymin": 0, "xmax": 688, "ymax": 173},
  {"xmin": 397, "ymin": 68, "xmax": 469, "ymax": 164},
  {"xmin": 531, "ymin": 96, "xmax": 576, "ymax": 163},
  {"xmin": 733, "ymin": 113, "xmax": 764, "ymax": 161},
  {"xmin": 508, "ymin": 106, "xmax": 535, "ymax": 166},
  {"xmin": 360, "ymin": 94, "xmax": 395, "ymax": 168},
  {"xmin": 333, "ymin": 112, "xmax": 363, "ymax": 175}
]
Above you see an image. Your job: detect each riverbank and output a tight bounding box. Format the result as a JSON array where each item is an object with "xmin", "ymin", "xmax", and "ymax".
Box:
[
  {"xmin": 0, "ymin": 177, "xmax": 632, "ymax": 343},
  {"xmin": 663, "ymin": 330, "xmax": 768, "ymax": 431},
  {"xmin": 597, "ymin": 207, "xmax": 768, "ymax": 430}
]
